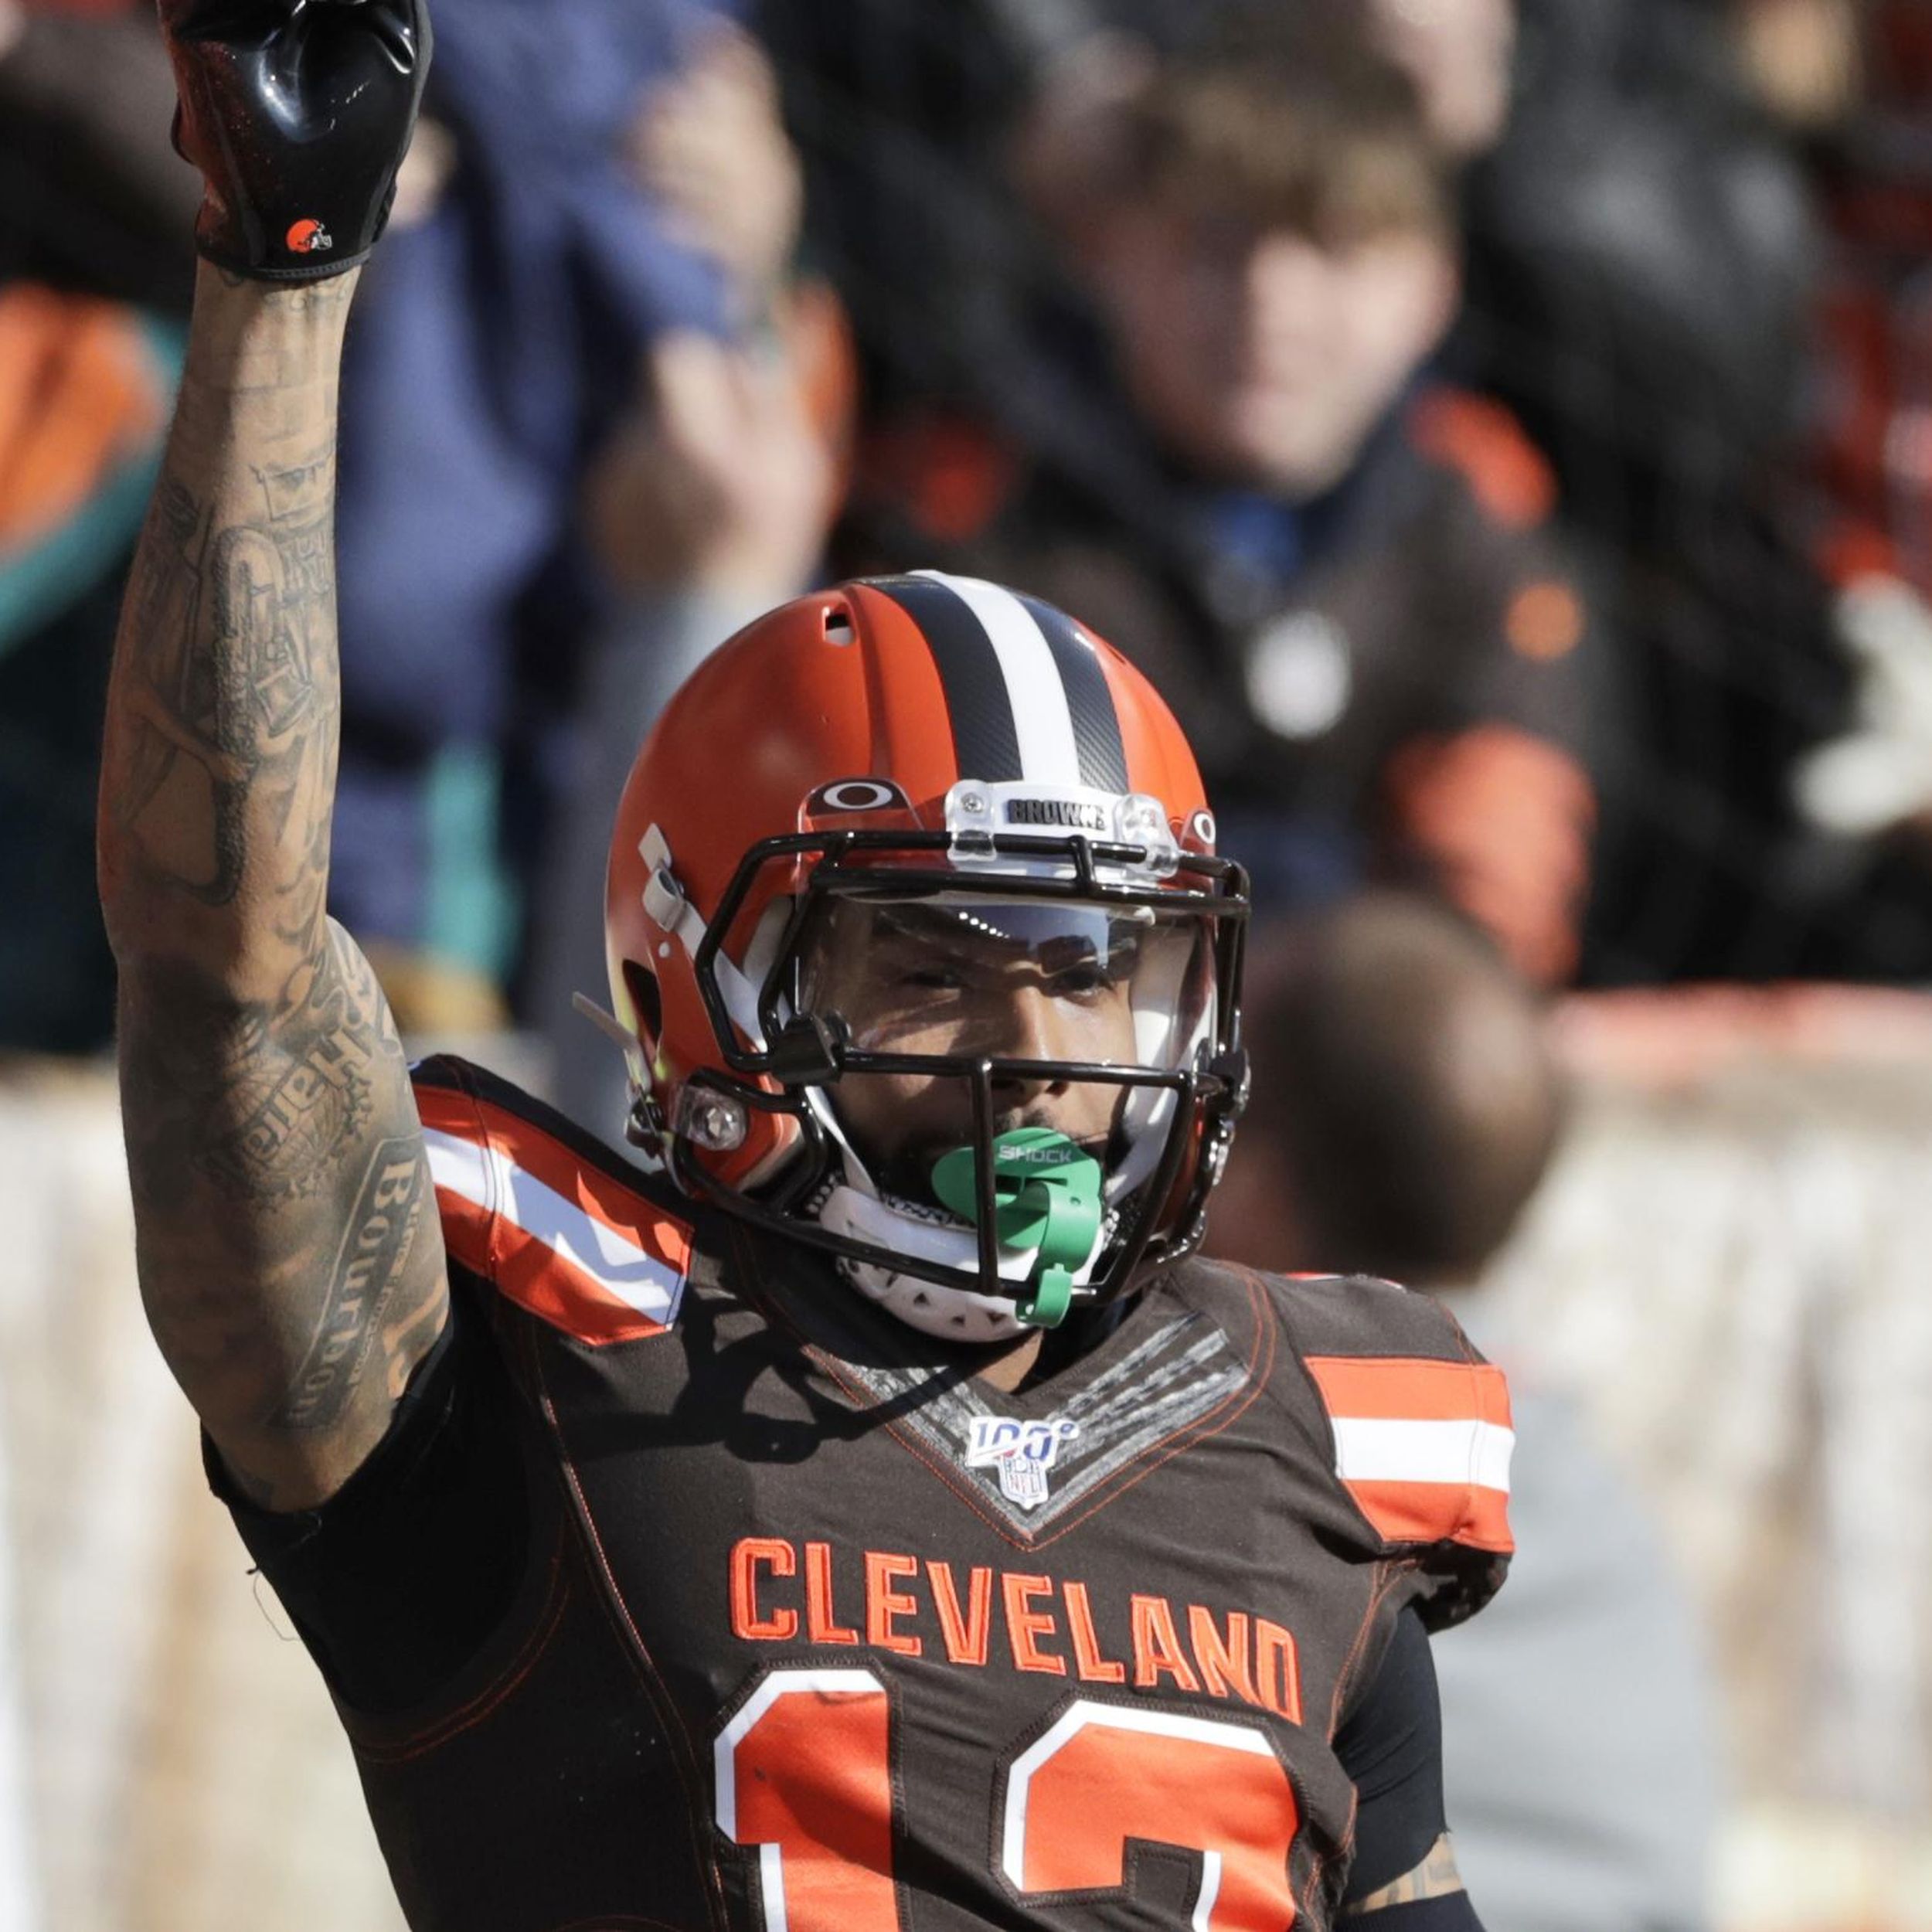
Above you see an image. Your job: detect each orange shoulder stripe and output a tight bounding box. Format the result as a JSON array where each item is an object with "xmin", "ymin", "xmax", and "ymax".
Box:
[
  {"xmin": 1304, "ymin": 1355, "xmax": 1515, "ymax": 1556},
  {"xmin": 1303, "ymin": 1355, "xmax": 1512, "ymax": 1427},
  {"xmin": 414, "ymin": 1077, "xmax": 690, "ymax": 1345}
]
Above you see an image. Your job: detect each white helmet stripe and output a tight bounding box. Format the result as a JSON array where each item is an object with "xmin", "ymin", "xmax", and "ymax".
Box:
[{"xmin": 920, "ymin": 572, "xmax": 1084, "ymax": 787}]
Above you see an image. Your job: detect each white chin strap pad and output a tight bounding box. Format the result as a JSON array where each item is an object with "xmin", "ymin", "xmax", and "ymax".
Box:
[{"xmin": 815, "ymin": 1182, "xmax": 1102, "ymax": 1343}]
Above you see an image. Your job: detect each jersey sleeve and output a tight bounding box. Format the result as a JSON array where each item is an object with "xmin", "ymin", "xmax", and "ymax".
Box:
[
  {"xmin": 203, "ymin": 1053, "xmax": 700, "ymax": 1717},
  {"xmin": 1274, "ymin": 1273, "xmax": 1514, "ymax": 1633},
  {"xmin": 1336, "ymin": 1604, "xmax": 1451, "ymax": 1903},
  {"xmin": 410, "ymin": 1053, "xmax": 696, "ymax": 1348},
  {"xmin": 203, "ymin": 1290, "xmax": 532, "ymax": 1715}
]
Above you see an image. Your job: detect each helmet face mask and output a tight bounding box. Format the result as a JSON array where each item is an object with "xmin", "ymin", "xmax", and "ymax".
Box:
[
  {"xmin": 796, "ymin": 893, "xmax": 1202, "ymax": 1205},
  {"xmin": 603, "ymin": 573, "xmax": 1250, "ymax": 1335},
  {"xmin": 658, "ymin": 819, "xmax": 1248, "ymax": 1326}
]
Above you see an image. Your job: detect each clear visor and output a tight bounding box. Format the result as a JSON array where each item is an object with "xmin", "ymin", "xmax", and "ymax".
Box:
[{"xmin": 794, "ymin": 893, "xmax": 1214, "ymax": 1071}]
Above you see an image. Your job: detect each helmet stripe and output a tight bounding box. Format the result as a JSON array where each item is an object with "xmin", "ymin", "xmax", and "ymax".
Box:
[
  {"xmin": 923, "ymin": 573, "xmax": 1085, "ymax": 786},
  {"xmin": 869, "ymin": 573, "xmax": 1026, "ymax": 781},
  {"xmin": 1015, "ymin": 594, "xmax": 1131, "ymax": 793}
]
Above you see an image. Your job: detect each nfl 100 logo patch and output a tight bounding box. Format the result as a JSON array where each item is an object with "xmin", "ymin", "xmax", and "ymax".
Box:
[{"xmin": 962, "ymin": 1416, "xmax": 1080, "ymax": 1512}]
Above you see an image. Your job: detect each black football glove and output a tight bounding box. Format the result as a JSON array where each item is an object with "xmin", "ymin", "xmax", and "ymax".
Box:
[{"xmin": 158, "ymin": 0, "xmax": 432, "ymax": 282}]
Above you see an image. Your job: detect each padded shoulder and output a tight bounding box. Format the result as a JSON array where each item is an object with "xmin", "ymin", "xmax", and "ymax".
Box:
[
  {"xmin": 410, "ymin": 1055, "xmax": 696, "ymax": 1347},
  {"xmin": 1267, "ymin": 1272, "xmax": 1515, "ymax": 1629}
]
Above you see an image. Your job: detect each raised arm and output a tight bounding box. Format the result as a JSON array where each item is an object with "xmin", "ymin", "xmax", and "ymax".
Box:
[{"xmin": 97, "ymin": 0, "xmax": 440, "ymax": 1512}]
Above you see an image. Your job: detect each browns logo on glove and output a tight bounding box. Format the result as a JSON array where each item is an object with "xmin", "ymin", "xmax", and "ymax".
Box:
[{"xmin": 158, "ymin": 0, "xmax": 431, "ymax": 282}]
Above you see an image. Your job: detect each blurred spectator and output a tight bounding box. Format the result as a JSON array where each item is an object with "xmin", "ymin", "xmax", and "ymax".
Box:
[
  {"xmin": 522, "ymin": 26, "xmax": 852, "ymax": 1135},
  {"xmin": 1437, "ymin": 0, "xmax": 1898, "ymax": 982},
  {"xmin": 1364, "ymin": 0, "xmax": 1519, "ymax": 161},
  {"xmin": 759, "ymin": 0, "xmax": 1092, "ymax": 426},
  {"xmin": 532, "ymin": 308, "xmax": 848, "ymax": 1136},
  {"xmin": 1210, "ymin": 899, "xmax": 1563, "ymax": 1285},
  {"xmin": 627, "ymin": 19, "xmax": 804, "ymax": 311},
  {"xmin": 324, "ymin": 0, "xmax": 801, "ymax": 1029},
  {"xmin": 1794, "ymin": 4, "xmax": 1932, "ymax": 905},
  {"xmin": 839, "ymin": 11, "xmax": 1600, "ymax": 983},
  {"xmin": 0, "ymin": 0, "xmax": 196, "ymax": 315},
  {"xmin": 1210, "ymin": 893, "xmax": 1722, "ymax": 1932},
  {"xmin": 0, "ymin": 0, "xmax": 193, "ymax": 1053}
]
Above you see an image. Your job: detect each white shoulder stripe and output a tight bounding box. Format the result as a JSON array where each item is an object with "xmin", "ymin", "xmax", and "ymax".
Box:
[
  {"xmin": 423, "ymin": 1128, "xmax": 685, "ymax": 1326},
  {"xmin": 922, "ymin": 571, "xmax": 1083, "ymax": 787},
  {"xmin": 1329, "ymin": 1417, "xmax": 1515, "ymax": 1494}
]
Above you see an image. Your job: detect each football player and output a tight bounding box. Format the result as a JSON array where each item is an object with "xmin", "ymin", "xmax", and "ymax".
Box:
[{"xmin": 97, "ymin": 4, "xmax": 1512, "ymax": 1927}]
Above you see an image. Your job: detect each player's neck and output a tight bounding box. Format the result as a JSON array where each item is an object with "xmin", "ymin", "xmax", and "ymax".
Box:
[
  {"xmin": 968, "ymin": 1288, "xmax": 1144, "ymax": 1393},
  {"xmin": 972, "ymin": 1330, "xmax": 1046, "ymax": 1393}
]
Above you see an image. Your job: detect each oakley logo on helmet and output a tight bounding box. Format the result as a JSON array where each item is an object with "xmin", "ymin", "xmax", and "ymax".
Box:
[{"xmin": 810, "ymin": 779, "xmax": 910, "ymax": 815}]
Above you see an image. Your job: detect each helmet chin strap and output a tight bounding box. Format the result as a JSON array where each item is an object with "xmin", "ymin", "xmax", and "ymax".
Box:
[{"xmin": 804, "ymin": 1087, "xmax": 1108, "ymax": 1342}]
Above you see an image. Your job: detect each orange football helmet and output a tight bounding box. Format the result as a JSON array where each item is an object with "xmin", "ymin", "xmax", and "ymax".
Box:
[{"xmin": 603, "ymin": 571, "xmax": 1249, "ymax": 1333}]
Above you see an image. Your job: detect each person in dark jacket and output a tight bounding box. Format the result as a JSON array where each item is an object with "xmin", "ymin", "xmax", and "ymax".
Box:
[{"xmin": 842, "ymin": 12, "xmax": 1600, "ymax": 983}]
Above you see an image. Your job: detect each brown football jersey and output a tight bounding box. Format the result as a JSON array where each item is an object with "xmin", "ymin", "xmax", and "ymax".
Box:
[{"xmin": 304, "ymin": 1055, "xmax": 1512, "ymax": 1931}]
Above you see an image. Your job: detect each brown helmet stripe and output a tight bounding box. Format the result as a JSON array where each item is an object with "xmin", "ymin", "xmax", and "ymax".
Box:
[{"xmin": 1015, "ymin": 593, "xmax": 1131, "ymax": 793}]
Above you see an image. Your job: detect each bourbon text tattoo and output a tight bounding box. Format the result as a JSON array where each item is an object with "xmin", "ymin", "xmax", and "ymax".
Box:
[{"xmin": 272, "ymin": 1138, "xmax": 428, "ymax": 1431}]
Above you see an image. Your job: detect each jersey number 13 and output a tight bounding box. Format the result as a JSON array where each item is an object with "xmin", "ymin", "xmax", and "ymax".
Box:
[{"xmin": 715, "ymin": 1669, "xmax": 1303, "ymax": 1929}]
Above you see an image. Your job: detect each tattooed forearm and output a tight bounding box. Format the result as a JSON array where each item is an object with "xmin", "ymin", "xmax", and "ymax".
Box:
[
  {"xmin": 105, "ymin": 442, "xmax": 338, "ymax": 923},
  {"xmin": 100, "ymin": 271, "xmax": 352, "ymax": 964},
  {"xmin": 1342, "ymin": 1834, "xmax": 1464, "ymax": 1916},
  {"xmin": 103, "ymin": 267, "xmax": 447, "ymax": 1510}
]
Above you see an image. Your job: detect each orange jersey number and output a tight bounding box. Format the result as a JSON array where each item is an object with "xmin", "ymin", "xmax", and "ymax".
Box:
[{"xmin": 715, "ymin": 1671, "xmax": 1301, "ymax": 1928}]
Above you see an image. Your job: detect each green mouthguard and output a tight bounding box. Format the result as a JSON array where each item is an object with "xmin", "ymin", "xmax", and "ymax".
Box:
[{"xmin": 929, "ymin": 1128, "xmax": 1103, "ymax": 1328}]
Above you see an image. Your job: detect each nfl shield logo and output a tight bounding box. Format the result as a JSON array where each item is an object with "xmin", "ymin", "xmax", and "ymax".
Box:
[{"xmin": 962, "ymin": 1416, "xmax": 1079, "ymax": 1511}]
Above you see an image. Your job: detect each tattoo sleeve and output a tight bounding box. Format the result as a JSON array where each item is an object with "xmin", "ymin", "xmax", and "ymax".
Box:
[{"xmin": 100, "ymin": 267, "xmax": 447, "ymax": 1512}]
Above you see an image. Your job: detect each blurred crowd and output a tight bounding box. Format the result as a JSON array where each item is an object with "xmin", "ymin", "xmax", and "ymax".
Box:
[
  {"xmin": 5, "ymin": 2, "xmax": 1932, "ymax": 1927},
  {"xmin": 6, "ymin": 0, "xmax": 1932, "ymax": 1083}
]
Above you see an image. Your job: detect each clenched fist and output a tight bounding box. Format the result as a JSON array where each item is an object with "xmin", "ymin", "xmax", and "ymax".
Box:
[{"xmin": 158, "ymin": 0, "xmax": 431, "ymax": 281}]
